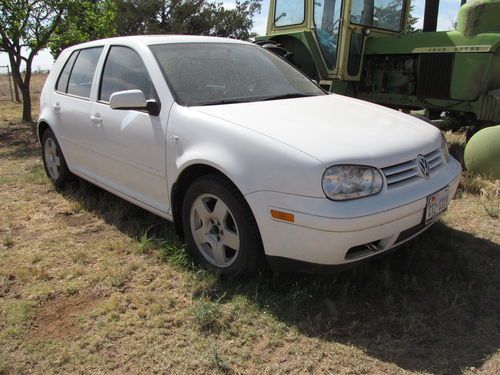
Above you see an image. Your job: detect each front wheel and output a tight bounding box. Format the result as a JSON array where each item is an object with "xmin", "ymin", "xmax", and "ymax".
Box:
[
  {"xmin": 41, "ymin": 129, "xmax": 72, "ymax": 187},
  {"xmin": 182, "ymin": 175, "xmax": 263, "ymax": 277}
]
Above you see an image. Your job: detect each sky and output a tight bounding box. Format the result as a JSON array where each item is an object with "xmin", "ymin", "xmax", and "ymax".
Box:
[{"xmin": 0, "ymin": 0, "xmax": 461, "ymax": 72}]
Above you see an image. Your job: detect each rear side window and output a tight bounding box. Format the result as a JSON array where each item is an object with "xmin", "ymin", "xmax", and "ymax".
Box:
[
  {"xmin": 56, "ymin": 51, "xmax": 78, "ymax": 92},
  {"xmin": 99, "ymin": 46, "xmax": 157, "ymax": 102},
  {"xmin": 66, "ymin": 47, "xmax": 103, "ymax": 99}
]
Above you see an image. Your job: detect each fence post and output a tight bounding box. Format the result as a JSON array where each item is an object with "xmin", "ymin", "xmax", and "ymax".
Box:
[
  {"xmin": 11, "ymin": 66, "xmax": 20, "ymax": 102},
  {"xmin": 6, "ymin": 65, "xmax": 15, "ymax": 102}
]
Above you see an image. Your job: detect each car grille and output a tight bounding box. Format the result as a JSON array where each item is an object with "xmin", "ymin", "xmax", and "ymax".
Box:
[{"xmin": 382, "ymin": 148, "xmax": 443, "ymax": 189}]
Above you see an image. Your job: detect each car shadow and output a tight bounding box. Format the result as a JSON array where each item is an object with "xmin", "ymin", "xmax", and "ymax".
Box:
[{"xmin": 59, "ymin": 178, "xmax": 499, "ymax": 375}]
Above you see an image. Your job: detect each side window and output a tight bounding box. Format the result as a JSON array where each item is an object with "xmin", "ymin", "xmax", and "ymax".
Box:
[
  {"xmin": 275, "ymin": 0, "xmax": 305, "ymax": 27},
  {"xmin": 56, "ymin": 51, "xmax": 78, "ymax": 93},
  {"xmin": 99, "ymin": 46, "xmax": 157, "ymax": 103},
  {"xmin": 67, "ymin": 47, "xmax": 103, "ymax": 99}
]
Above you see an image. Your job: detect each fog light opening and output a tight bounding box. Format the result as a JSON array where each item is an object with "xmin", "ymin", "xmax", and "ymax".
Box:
[{"xmin": 345, "ymin": 240, "xmax": 382, "ymax": 260}]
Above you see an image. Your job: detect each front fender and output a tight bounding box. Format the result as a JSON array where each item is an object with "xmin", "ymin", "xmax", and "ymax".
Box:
[{"xmin": 166, "ymin": 104, "xmax": 326, "ymax": 199}]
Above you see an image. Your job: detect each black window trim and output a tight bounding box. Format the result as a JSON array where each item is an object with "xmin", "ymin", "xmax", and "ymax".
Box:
[
  {"xmin": 54, "ymin": 46, "xmax": 104, "ymax": 101},
  {"xmin": 97, "ymin": 44, "xmax": 161, "ymax": 113},
  {"xmin": 274, "ymin": 0, "xmax": 306, "ymax": 28}
]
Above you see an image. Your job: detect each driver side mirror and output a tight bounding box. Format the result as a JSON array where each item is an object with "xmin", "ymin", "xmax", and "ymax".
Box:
[{"xmin": 109, "ymin": 89, "xmax": 160, "ymax": 116}]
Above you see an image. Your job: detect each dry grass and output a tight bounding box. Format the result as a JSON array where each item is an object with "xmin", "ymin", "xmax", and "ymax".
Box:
[
  {"xmin": 0, "ymin": 84, "xmax": 499, "ymax": 374},
  {"xmin": 0, "ymin": 73, "xmax": 47, "ymax": 102}
]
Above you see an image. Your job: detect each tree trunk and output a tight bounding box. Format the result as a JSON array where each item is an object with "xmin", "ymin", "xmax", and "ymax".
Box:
[
  {"xmin": 8, "ymin": 53, "xmax": 33, "ymax": 123},
  {"xmin": 20, "ymin": 61, "xmax": 33, "ymax": 123},
  {"xmin": 20, "ymin": 84, "xmax": 32, "ymax": 123}
]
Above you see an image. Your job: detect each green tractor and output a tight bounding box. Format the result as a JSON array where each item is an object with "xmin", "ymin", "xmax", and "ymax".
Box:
[{"xmin": 256, "ymin": 0, "xmax": 500, "ymax": 177}]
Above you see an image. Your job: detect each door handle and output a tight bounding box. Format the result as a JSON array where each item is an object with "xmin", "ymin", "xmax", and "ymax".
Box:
[
  {"xmin": 90, "ymin": 114, "xmax": 103, "ymax": 127},
  {"xmin": 53, "ymin": 102, "xmax": 61, "ymax": 113}
]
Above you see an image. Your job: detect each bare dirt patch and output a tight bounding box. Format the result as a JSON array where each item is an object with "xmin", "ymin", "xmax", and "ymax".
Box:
[{"xmin": 31, "ymin": 293, "xmax": 104, "ymax": 341}]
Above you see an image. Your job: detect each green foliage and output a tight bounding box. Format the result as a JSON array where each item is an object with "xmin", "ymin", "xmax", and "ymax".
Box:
[
  {"xmin": 157, "ymin": 242, "xmax": 193, "ymax": 268},
  {"xmin": 405, "ymin": 2, "xmax": 420, "ymax": 33},
  {"xmin": 114, "ymin": 0, "xmax": 262, "ymax": 39},
  {"xmin": 0, "ymin": 1, "xmax": 64, "ymax": 52},
  {"xmin": 0, "ymin": 0, "xmax": 65, "ymax": 121},
  {"xmin": 50, "ymin": 0, "xmax": 262, "ymax": 57},
  {"xmin": 137, "ymin": 233, "xmax": 155, "ymax": 254},
  {"xmin": 49, "ymin": 0, "xmax": 117, "ymax": 58},
  {"xmin": 191, "ymin": 299, "xmax": 220, "ymax": 332}
]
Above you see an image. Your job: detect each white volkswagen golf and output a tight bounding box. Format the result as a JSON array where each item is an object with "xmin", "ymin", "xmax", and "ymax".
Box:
[{"xmin": 39, "ymin": 35, "xmax": 462, "ymax": 276}]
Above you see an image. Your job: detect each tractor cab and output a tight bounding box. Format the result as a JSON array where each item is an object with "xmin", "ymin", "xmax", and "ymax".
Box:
[
  {"xmin": 263, "ymin": 0, "xmax": 410, "ymax": 82},
  {"xmin": 258, "ymin": 0, "xmax": 499, "ymax": 126}
]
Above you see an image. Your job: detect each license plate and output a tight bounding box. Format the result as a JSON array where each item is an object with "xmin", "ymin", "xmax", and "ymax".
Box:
[{"xmin": 425, "ymin": 187, "xmax": 449, "ymax": 224}]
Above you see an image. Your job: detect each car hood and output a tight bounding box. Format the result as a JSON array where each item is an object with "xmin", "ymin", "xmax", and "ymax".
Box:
[{"xmin": 192, "ymin": 94, "xmax": 442, "ymax": 168}]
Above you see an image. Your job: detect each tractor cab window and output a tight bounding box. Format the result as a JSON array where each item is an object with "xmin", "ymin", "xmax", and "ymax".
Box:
[
  {"xmin": 314, "ymin": 0, "xmax": 343, "ymax": 69},
  {"xmin": 275, "ymin": 0, "xmax": 305, "ymax": 27},
  {"xmin": 350, "ymin": 0, "xmax": 405, "ymax": 32}
]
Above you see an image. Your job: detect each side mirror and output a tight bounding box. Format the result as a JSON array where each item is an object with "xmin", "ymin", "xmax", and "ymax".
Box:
[{"xmin": 109, "ymin": 89, "xmax": 160, "ymax": 116}]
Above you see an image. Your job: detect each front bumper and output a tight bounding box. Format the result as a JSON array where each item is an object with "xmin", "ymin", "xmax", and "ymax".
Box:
[{"xmin": 245, "ymin": 158, "xmax": 461, "ymax": 269}]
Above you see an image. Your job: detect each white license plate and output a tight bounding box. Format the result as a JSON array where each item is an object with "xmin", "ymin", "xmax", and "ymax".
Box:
[{"xmin": 425, "ymin": 187, "xmax": 449, "ymax": 224}]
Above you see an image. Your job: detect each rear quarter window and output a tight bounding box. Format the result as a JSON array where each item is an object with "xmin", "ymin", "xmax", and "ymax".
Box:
[{"xmin": 55, "ymin": 51, "xmax": 78, "ymax": 93}]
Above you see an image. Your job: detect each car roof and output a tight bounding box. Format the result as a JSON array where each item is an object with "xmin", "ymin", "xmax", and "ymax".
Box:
[{"xmin": 65, "ymin": 35, "xmax": 251, "ymax": 51}]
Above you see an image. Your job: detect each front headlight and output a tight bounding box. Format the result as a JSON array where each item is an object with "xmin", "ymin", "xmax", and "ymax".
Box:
[
  {"xmin": 441, "ymin": 132, "xmax": 450, "ymax": 162},
  {"xmin": 322, "ymin": 165, "xmax": 384, "ymax": 201}
]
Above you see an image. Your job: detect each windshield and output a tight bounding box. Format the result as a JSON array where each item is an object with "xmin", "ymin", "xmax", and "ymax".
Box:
[
  {"xmin": 350, "ymin": 0, "xmax": 405, "ymax": 32},
  {"xmin": 149, "ymin": 43, "xmax": 325, "ymax": 106}
]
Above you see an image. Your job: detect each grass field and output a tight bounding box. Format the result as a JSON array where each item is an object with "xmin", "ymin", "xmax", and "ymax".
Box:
[{"xmin": 0, "ymin": 76, "xmax": 499, "ymax": 374}]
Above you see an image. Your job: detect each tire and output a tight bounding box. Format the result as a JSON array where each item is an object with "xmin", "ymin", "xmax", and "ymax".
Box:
[
  {"xmin": 182, "ymin": 174, "xmax": 263, "ymax": 277},
  {"xmin": 41, "ymin": 128, "xmax": 72, "ymax": 187}
]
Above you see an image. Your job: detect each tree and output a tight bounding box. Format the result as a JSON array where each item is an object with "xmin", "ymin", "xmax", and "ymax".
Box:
[
  {"xmin": 405, "ymin": 3, "xmax": 419, "ymax": 33},
  {"xmin": 0, "ymin": 1, "xmax": 65, "ymax": 122},
  {"xmin": 114, "ymin": 0, "xmax": 262, "ymax": 40},
  {"xmin": 49, "ymin": 0, "xmax": 118, "ymax": 59}
]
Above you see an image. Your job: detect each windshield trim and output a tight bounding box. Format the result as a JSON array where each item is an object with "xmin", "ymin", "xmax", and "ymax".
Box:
[
  {"xmin": 349, "ymin": 0, "xmax": 406, "ymax": 33},
  {"xmin": 148, "ymin": 42, "xmax": 326, "ymax": 107}
]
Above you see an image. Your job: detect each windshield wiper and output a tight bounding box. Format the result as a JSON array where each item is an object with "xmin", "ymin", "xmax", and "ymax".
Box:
[
  {"xmin": 195, "ymin": 98, "xmax": 254, "ymax": 106},
  {"xmin": 261, "ymin": 93, "xmax": 318, "ymax": 101}
]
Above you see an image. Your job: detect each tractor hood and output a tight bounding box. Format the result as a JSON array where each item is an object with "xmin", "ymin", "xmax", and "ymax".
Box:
[
  {"xmin": 193, "ymin": 94, "xmax": 442, "ymax": 168},
  {"xmin": 365, "ymin": 29, "xmax": 500, "ymax": 55}
]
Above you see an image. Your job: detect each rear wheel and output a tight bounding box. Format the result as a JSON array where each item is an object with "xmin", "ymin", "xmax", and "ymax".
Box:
[
  {"xmin": 182, "ymin": 175, "xmax": 263, "ymax": 277},
  {"xmin": 41, "ymin": 129, "xmax": 72, "ymax": 187}
]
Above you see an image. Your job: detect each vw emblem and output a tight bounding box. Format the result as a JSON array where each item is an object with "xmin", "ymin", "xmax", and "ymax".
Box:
[{"xmin": 417, "ymin": 155, "xmax": 430, "ymax": 179}]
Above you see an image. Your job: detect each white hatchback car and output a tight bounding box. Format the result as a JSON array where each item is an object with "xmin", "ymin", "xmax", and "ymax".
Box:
[{"xmin": 39, "ymin": 35, "xmax": 462, "ymax": 276}]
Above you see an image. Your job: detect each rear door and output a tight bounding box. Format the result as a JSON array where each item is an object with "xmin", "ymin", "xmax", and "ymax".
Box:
[
  {"xmin": 89, "ymin": 45, "xmax": 169, "ymax": 213},
  {"xmin": 53, "ymin": 47, "xmax": 104, "ymax": 173}
]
